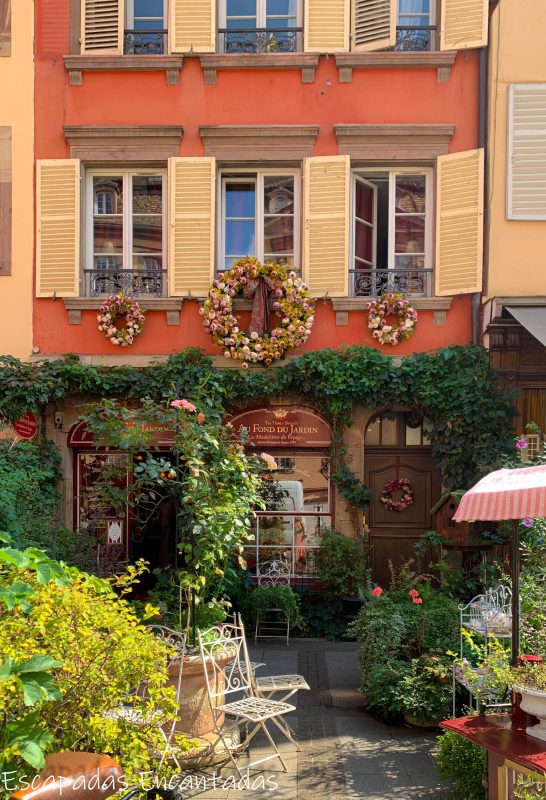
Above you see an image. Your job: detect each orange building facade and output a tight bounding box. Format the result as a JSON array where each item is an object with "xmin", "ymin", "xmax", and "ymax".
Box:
[{"xmin": 33, "ymin": 0, "xmax": 493, "ymax": 581}]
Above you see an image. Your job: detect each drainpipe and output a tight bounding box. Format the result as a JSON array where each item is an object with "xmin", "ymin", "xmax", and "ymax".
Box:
[{"xmin": 474, "ymin": 22, "xmax": 491, "ymax": 345}]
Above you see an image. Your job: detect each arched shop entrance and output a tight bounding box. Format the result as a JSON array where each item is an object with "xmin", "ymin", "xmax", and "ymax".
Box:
[
  {"xmin": 228, "ymin": 406, "xmax": 333, "ymax": 580},
  {"xmin": 68, "ymin": 407, "xmax": 333, "ymax": 579},
  {"xmin": 364, "ymin": 411, "xmax": 441, "ymax": 587},
  {"xmin": 68, "ymin": 418, "xmax": 177, "ymax": 574}
]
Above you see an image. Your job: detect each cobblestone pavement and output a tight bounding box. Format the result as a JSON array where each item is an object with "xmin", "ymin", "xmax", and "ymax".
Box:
[{"xmin": 176, "ymin": 639, "xmax": 448, "ymax": 800}]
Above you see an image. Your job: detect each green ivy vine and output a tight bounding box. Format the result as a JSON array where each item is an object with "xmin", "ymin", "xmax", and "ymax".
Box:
[{"xmin": 0, "ymin": 345, "xmax": 515, "ymax": 490}]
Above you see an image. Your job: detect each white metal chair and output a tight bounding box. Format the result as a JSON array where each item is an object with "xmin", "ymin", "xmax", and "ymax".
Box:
[
  {"xmin": 238, "ymin": 614, "xmax": 309, "ymax": 751},
  {"xmin": 197, "ymin": 618, "xmax": 296, "ymax": 778},
  {"xmin": 254, "ymin": 559, "xmax": 292, "ymax": 645},
  {"xmin": 107, "ymin": 624, "xmax": 186, "ymax": 769}
]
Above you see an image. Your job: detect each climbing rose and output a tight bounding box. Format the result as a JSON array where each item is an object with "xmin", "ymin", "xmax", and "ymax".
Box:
[
  {"xmin": 372, "ymin": 586, "xmax": 383, "ymax": 597},
  {"xmin": 171, "ymin": 399, "xmax": 196, "ymax": 412},
  {"xmin": 516, "ymin": 439, "xmax": 528, "ymax": 449},
  {"xmin": 197, "ymin": 412, "xmax": 205, "ymax": 424},
  {"xmin": 260, "ymin": 453, "xmax": 278, "ymax": 471}
]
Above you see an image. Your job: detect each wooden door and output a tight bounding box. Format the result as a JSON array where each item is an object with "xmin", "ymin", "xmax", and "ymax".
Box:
[{"xmin": 365, "ymin": 448, "xmax": 441, "ymax": 586}]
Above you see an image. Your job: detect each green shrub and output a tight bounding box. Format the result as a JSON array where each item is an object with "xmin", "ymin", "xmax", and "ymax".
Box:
[
  {"xmin": 249, "ymin": 584, "xmax": 302, "ymax": 627},
  {"xmin": 0, "ymin": 542, "xmax": 192, "ymax": 784},
  {"xmin": 0, "ymin": 441, "xmax": 61, "ymax": 549},
  {"xmin": 436, "ymin": 731, "xmax": 486, "ymax": 800},
  {"xmin": 17, "ymin": 525, "xmax": 98, "ymax": 574},
  {"xmin": 299, "ymin": 593, "xmax": 348, "ymax": 640},
  {"xmin": 316, "ymin": 528, "xmax": 368, "ymax": 597},
  {"xmin": 351, "ymin": 579, "xmax": 459, "ymax": 721},
  {"xmin": 392, "ymin": 657, "xmax": 453, "ymax": 724}
]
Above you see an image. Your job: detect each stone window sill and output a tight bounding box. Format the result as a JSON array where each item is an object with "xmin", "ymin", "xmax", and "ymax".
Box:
[
  {"xmin": 334, "ymin": 50, "xmax": 457, "ymax": 83},
  {"xmin": 63, "ymin": 55, "xmax": 184, "ymax": 86},
  {"xmin": 64, "ymin": 297, "xmax": 183, "ymax": 326},
  {"xmin": 199, "ymin": 53, "xmax": 319, "ymax": 85},
  {"xmin": 331, "ymin": 296, "xmax": 453, "ymax": 326}
]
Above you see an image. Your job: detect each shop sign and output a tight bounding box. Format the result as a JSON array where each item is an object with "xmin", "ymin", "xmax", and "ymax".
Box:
[
  {"xmin": 227, "ymin": 407, "xmax": 331, "ymax": 448},
  {"xmin": 13, "ymin": 412, "xmax": 38, "ymax": 440},
  {"xmin": 68, "ymin": 419, "xmax": 176, "ymax": 447}
]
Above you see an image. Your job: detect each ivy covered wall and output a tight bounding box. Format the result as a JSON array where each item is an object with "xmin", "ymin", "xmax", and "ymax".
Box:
[{"xmin": 0, "ymin": 345, "xmax": 515, "ymax": 490}]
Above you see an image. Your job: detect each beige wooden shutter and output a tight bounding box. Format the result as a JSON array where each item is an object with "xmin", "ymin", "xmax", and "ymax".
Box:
[
  {"xmin": 168, "ymin": 157, "xmax": 216, "ymax": 297},
  {"xmin": 169, "ymin": 0, "xmax": 215, "ymax": 53},
  {"xmin": 36, "ymin": 160, "xmax": 81, "ymax": 298},
  {"xmin": 81, "ymin": 0, "xmax": 123, "ymax": 54},
  {"xmin": 435, "ymin": 149, "xmax": 484, "ymax": 297},
  {"xmin": 303, "ymin": 156, "xmax": 350, "ymax": 297},
  {"xmin": 352, "ymin": 0, "xmax": 396, "ymax": 52},
  {"xmin": 440, "ymin": 0, "xmax": 488, "ymax": 51},
  {"xmin": 508, "ymin": 84, "xmax": 546, "ymax": 220},
  {"xmin": 304, "ymin": 0, "xmax": 350, "ymax": 53}
]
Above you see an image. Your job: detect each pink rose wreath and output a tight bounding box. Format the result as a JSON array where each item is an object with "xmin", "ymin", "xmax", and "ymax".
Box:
[
  {"xmin": 97, "ymin": 293, "xmax": 145, "ymax": 347},
  {"xmin": 367, "ymin": 292, "xmax": 418, "ymax": 346},
  {"xmin": 201, "ymin": 257, "xmax": 315, "ymax": 368},
  {"xmin": 380, "ymin": 478, "xmax": 415, "ymax": 512}
]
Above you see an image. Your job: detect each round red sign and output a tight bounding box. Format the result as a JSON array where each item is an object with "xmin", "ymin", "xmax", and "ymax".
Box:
[{"xmin": 13, "ymin": 412, "xmax": 39, "ymax": 440}]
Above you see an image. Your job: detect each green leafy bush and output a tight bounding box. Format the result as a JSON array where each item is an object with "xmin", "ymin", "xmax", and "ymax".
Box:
[
  {"xmin": 0, "ymin": 541, "xmax": 192, "ymax": 783},
  {"xmin": 249, "ymin": 584, "xmax": 302, "ymax": 627},
  {"xmin": 0, "ymin": 441, "xmax": 61, "ymax": 550},
  {"xmin": 351, "ymin": 575, "xmax": 458, "ymax": 721},
  {"xmin": 436, "ymin": 731, "xmax": 486, "ymax": 800},
  {"xmin": 316, "ymin": 528, "xmax": 368, "ymax": 597}
]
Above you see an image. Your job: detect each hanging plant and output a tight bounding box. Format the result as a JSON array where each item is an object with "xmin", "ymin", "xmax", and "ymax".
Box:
[
  {"xmin": 380, "ymin": 478, "xmax": 415, "ymax": 512},
  {"xmin": 97, "ymin": 293, "xmax": 145, "ymax": 347},
  {"xmin": 367, "ymin": 293, "xmax": 418, "ymax": 346},
  {"xmin": 200, "ymin": 257, "xmax": 315, "ymax": 367}
]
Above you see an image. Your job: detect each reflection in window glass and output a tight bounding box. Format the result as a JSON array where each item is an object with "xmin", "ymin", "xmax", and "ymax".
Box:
[
  {"xmin": 0, "ymin": 0, "xmax": 10, "ymax": 56},
  {"xmin": 246, "ymin": 455, "xmax": 331, "ymax": 576},
  {"xmin": 0, "ymin": 127, "xmax": 11, "ymax": 275}
]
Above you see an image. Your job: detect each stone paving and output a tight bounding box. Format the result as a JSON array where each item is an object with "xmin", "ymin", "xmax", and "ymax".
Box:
[{"xmin": 178, "ymin": 638, "xmax": 448, "ymax": 800}]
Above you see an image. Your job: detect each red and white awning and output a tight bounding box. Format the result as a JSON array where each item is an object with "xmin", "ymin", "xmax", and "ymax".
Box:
[{"xmin": 453, "ymin": 464, "xmax": 546, "ymax": 522}]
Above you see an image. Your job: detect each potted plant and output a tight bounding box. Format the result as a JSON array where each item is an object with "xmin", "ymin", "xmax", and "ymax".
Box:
[
  {"xmin": 509, "ymin": 662, "xmax": 546, "ymax": 743},
  {"xmin": 394, "ymin": 656, "xmax": 453, "ymax": 727},
  {"xmin": 82, "ymin": 397, "xmax": 265, "ymax": 741},
  {"xmin": 315, "ymin": 527, "xmax": 368, "ymax": 619}
]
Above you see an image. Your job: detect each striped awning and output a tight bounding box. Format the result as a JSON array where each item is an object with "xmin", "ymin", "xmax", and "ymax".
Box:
[{"xmin": 453, "ymin": 464, "xmax": 546, "ymax": 522}]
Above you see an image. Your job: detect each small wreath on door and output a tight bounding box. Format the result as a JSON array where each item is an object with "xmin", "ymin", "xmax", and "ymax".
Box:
[
  {"xmin": 97, "ymin": 293, "xmax": 145, "ymax": 347},
  {"xmin": 380, "ymin": 478, "xmax": 415, "ymax": 512}
]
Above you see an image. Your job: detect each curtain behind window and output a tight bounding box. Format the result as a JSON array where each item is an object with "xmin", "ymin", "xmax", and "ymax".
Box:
[{"xmin": 523, "ymin": 389, "xmax": 546, "ymax": 432}]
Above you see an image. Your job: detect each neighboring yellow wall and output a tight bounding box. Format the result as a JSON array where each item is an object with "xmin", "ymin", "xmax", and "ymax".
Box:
[
  {"xmin": 0, "ymin": 0, "xmax": 33, "ymax": 359},
  {"xmin": 487, "ymin": 0, "xmax": 546, "ymax": 298}
]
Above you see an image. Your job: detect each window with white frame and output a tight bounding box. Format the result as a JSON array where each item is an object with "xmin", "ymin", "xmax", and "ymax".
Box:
[
  {"xmin": 85, "ymin": 169, "xmax": 166, "ymax": 295},
  {"xmin": 396, "ymin": 0, "xmax": 436, "ymax": 52},
  {"xmin": 124, "ymin": 0, "xmax": 167, "ymax": 54},
  {"xmin": 219, "ymin": 170, "xmax": 300, "ymax": 270},
  {"xmin": 351, "ymin": 169, "xmax": 432, "ymax": 297},
  {"xmin": 219, "ymin": 0, "xmax": 302, "ymax": 53}
]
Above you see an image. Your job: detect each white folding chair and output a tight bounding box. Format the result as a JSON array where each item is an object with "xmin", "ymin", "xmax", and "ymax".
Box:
[
  {"xmin": 197, "ymin": 619, "xmax": 296, "ymax": 778},
  {"xmin": 255, "ymin": 559, "xmax": 292, "ymax": 645},
  {"xmin": 106, "ymin": 625, "xmax": 186, "ymax": 769},
  {"xmin": 238, "ymin": 614, "xmax": 309, "ymax": 751}
]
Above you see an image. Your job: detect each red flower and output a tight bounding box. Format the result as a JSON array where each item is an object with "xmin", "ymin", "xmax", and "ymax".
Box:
[
  {"xmin": 412, "ymin": 597, "xmax": 423, "ymax": 605},
  {"xmin": 409, "ymin": 589, "xmax": 419, "ymax": 598},
  {"xmin": 372, "ymin": 586, "xmax": 383, "ymax": 597},
  {"xmin": 197, "ymin": 412, "xmax": 205, "ymax": 424}
]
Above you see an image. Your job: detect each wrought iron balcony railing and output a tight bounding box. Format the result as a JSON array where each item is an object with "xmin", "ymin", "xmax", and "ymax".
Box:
[
  {"xmin": 349, "ymin": 268, "xmax": 433, "ymax": 298},
  {"xmin": 394, "ymin": 26, "xmax": 436, "ymax": 52},
  {"xmin": 218, "ymin": 27, "xmax": 302, "ymax": 54},
  {"xmin": 84, "ymin": 269, "xmax": 166, "ymax": 297},
  {"xmin": 124, "ymin": 29, "xmax": 167, "ymax": 55}
]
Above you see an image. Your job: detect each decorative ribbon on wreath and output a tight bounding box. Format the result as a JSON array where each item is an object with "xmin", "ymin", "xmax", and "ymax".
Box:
[{"xmin": 242, "ymin": 275, "xmax": 276, "ymax": 336}]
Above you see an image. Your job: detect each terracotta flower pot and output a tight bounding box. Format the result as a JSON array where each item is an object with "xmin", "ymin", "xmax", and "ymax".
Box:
[
  {"xmin": 167, "ymin": 651, "xmax": 233, "ymax": 738},
  {"xmin": 403, "ymin": 713, "xmax": 441, "ymax": 728}
]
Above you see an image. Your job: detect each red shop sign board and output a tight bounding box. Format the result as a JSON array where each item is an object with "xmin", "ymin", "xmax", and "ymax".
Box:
[
  {"xmin": 13, "ymin": 412, "xmax": 39, "ymax": 440},
  {"xmin": 227, "ymin": 407, "xmax": 332, "ymax": 449}
]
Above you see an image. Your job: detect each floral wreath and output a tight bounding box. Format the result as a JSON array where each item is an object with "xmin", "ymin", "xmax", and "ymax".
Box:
[
  {"xmin": 97, "ymin": 293, "xmax": 145, "ymax": 347},
  {"xmin": 201, "ymin": 257, "xmax": 315, "ymax": 368},
  {"xmin": 380, "ymin": 478, "xmax": 415, "ymax": 512},
  {"xmin": 367, "ymin": 293, "xmax": 418, "ymax": 346}
]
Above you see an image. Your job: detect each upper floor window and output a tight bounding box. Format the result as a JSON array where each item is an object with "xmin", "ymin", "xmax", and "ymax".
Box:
[
  {"xmin": 351, "ymin": 169, "xmax": 432, "ymax": 297},
  {"xmin": 219, "ymin": 169, "xmax": 300, "ymax": 270},
  {"xmin": 85, "ymin": 169, "xmax": 166, "ymax": 297},
  {"xmin": 124, "ymin": 0, "xmax": 166, "ymax": 54},
  {"xmin": 396, "ymin": 0, "xmax": 436, "ymax": 52},
  {"xmin": 0, "ymin": 0, "xmax": 10, "ymax": 57},
  {"xmin": 219, "ymin": 0, "xmax": 302, "ymax": 54}
]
